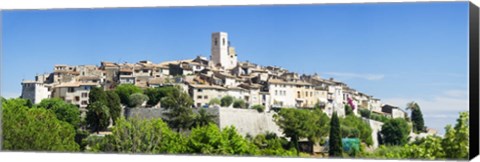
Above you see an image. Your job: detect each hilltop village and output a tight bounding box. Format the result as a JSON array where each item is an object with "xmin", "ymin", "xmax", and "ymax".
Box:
[
  {"xmin": 20, "ymin": 32, "xmax": 428, "ymax": 151},
  {"xmin": 21, "ymin": 32, "xmax": 407, "ymax": 119}
]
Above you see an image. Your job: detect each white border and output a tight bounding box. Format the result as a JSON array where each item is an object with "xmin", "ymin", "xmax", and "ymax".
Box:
[{"xmin": 0, "ymin": 0, "xmax": 478, "ymax": 162}]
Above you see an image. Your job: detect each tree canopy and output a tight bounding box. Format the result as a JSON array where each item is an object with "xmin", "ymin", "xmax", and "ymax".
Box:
[
  {"xmin": 37, "ymin": 98, "xmax": 81, "ymax": 128},
  {"xmin": 86, "ymin": 101, "xmax": 111, "ymax": 133},
  {"xmin": 105, "ymin": 90, "xmax": 122, "ymax": 125},
  {"xmin": 161, "ymin": 85, "xmax": 195, "ymax": 132},
  {"xmin": 114, "ymin": 84, "xmax": 143, "ymax": 106},
  {"xmin": 407, "ymin": 102, "xmax": 425, "ymax": 133},
  {"xmin": 128, "ymin": 92, "xmax": 149, "ymax": 107},
  {"xmin": 220, "ymin": 95, "xmax": 234, "ymax": 107},
  {"xmin": 273, "ymin": 108, "xmax": 329, "ymax": 156},
  {"xmin": 380, "ymin": 118, "xmax": 410, "ymax": 146},
  {"xmin": 2, "ymin": 98, "xmax": 79, "ymax": 151}
]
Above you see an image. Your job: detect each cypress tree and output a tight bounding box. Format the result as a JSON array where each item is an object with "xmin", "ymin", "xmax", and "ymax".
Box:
[
  {"xmin": 411, "ymin": 107, "xmax": 425, "ymax": 132},
  {"xmin": 329, "ymin": 112, "xmax": 343, "ymax": 157}
]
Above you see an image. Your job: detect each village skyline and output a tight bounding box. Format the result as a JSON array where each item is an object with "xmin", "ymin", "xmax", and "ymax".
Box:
[{"xmin": 2, "ymin": 2, "xmax": 469, "ymax": 135}]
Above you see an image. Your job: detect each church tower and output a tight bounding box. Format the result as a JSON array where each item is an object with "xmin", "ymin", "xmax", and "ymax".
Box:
[{"xmin": 210, "ymin": 32, "xmax": 237, "ymax": 69}]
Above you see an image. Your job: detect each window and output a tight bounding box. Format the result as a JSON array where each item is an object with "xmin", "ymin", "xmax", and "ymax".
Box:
[
  {"xmin": 275, "ymin": 90, "xmax": 278, "ymax": 96},
  {"xmin": 81, "ymin": 101, "xmax": 88, "ymax": 105},
  {"xmin": 75, "ymin": 96, "xmax": 80, "ymax": 102},
  {"xmin": 222, "ymin": 38, "xmax": 225, "ymax": 46},
  {"xmin": 68, "ymin": 87, "xmax": 75, "ymax": 93},
  {"xmin": 197, "ymin": 103, "xmax": 201, "ymax": 107},
  {"xmin": 297, "ymin": 91, "xmax": 301, "ymax": 98},
  {"xmin": 310, "ymin": 92, "xmax": 313, "ymax": 96},
  {"xmin": 143, "ymin": 69, "xmax": 148, "ymax": 73},
  {"xmin": 81, "ymin": 93, "xmax": 88, "ymax": 98},
  {"xmin": 197, "ymin": 96, "xmax": 202, "ymax": 99},
  {"xmin": 197, "ymin": 89, "xmax": 203, "ymax": 92},
  {"xmin": 204, "ymin": 95, "xmax": 208, "ymax": 99},
  {"xmin": 214, "ymin": 38, "xmax": 218, "ymax": 46}
]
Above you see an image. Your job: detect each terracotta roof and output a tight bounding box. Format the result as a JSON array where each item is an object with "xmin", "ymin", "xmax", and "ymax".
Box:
[
  {"xmin": 268, "ymin": 79, "xmax": 311, "ymax": 86},
  {"xmin": 119, "ymin": 68, "xmax": 133, "ymax": 73},
  {"xmin": 55, "ymin": 82, "xmax": 80, "ymax": 88},
  {"xmin": 148, "ymin": 78, "xmax": 166, "ymax": 85},
  {"xmin": 189, "ymin": 84, "xmax": 226, "ymax": 90}
]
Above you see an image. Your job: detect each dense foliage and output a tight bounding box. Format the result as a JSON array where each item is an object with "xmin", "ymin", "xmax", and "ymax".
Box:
[
  {"xmin": 143, "ymin": 86, "xmax": 178, "ymax": 107},
  {"xmin": 328, "ymin": 112, "xmax": 343, "ymax": 157},
  {"xmin": 344, "ymin": 104, "xmax": 353, "ymax": 116},
  {"xmin": 37, "ymin": 98, "xmax": 81, "ymax": 128},
  {"xmin": 128, "ymin": 92, "xmax": 149, "ymax": 107},
  {"xmin": 380, "ymin": 118, "xmax": 410, "ymax": 146},
  {"xmin": 192, "ymin": 108, "xmax": 217, "ymax": 127},
  {"xmin": 340, "ymin": 115, "xmax": 373, "ymax": 146},
  {"xmin": 252, "ymin": 104, "xmax": 266, "ymax": 113},
  {"xmin": 407, "ymin": 102, "xmax": 425, "ymax": 133},
  {"xmin": 86, "ymin": 101, "xmax": 111, "ymax": 133},
  {"xmin": 114, "ymin": 84, "xmax": 143, "ymax": 106},
  {"xmin": 220, "ymin": 95, "xmax": 234, "ymax": 107},
  {"xmin": 161, "ymin": 85, "xmax": 195, "ymax": 132},
  {"xmin": 233, "ymin": 99, "xmax": 246, "ymax": 108},
  {"xmin": 2, "ymin": 98, "xmax": 79, "ymax": 151},
  {"xmin": 442, "ymin": 111, "xmax": 469, "ymax": 159},
  {"xmin": 273, "ymin": 108, "xmax": 329, "ymax": 156},
  {"xmin": 208, "ymin": 98, "xmax": 221, "ymax": 106},
  {"xmin": 105, "ymin": 91, "xmax": 122, "ymax": 125}
]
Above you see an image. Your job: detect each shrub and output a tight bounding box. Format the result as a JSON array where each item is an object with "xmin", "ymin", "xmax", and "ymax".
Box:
[
  {"xmin": 359, "ymin": 108, "xmax": 371, "ymax": 118},
  {"xmin": 128, "ymin": 93, "xmax": 149, "ymax": 107},
  {"xmin": 233, "ymin": 99, "xmax": 246, "ymax": 108},
  {"xmin": 220, "ymin": 96, "xmax": 234, "ymax": 107},
  {"xmin": 252, "ymin": 104, "xmax": 266, "ymax": 113},
  {"xmin": 208, "ymin": 98, "xmax": 221, "ymax": 106}
]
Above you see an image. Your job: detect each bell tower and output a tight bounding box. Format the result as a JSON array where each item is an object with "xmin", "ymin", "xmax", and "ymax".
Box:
[{"xmin": 210, "ymin": 32, "xmax": 237, "ymax": 69}]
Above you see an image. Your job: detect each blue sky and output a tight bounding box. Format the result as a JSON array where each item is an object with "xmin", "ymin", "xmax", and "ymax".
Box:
[{"xmin": 1, "ymin": 2, "xmax": 469, "ymax": 135}]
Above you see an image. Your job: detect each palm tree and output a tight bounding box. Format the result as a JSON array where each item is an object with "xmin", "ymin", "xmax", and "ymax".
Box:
[
  {"xmin": 406, "ymin": 101, "xmax": 419, "ymax": 111},
  {"xmin": 406, "ymin": 101, "xmax": 425, "ymax": 133},
  {"xmin": 192, "ymin": 109, "xmax": 217, "ymax": 127},
  {"xmin": 86, "ymin": 101, "xmax": 111, "ymax": 134},
  {"xmin": 161, "ymin": 85, "xmax": 195, "ymax": 132}
]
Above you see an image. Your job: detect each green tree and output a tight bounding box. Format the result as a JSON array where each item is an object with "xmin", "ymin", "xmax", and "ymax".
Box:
[
  {"xmin": 344, "ymin": 104, "xmax": 353, "ymax": 116},
  {"xmin": 114, "ymin": 84, "xmax": 143, "ymax": 106},
  {"xmin": 2, "ymin": 98, "xmax": 79, "ymax": 151},
  {"xmin": 442, "ymin": 111, "xmax": 469, "ymax": 159},
  {"xmin": 252, "ymin": 104, "xmax": 266, "ymax": 113},
  {"xmin": 128, "ymin": 92, "xmax": 149, "ymax": 107},
  {"xmin": 328, "ymin": 112, "xmax": 343, "ymax": 157},
  {"xmin": 221, "ymin": 126, "xmax": 258, "ymax": 155},
  {"xmin": 233, "ymin": 99, "xmax": 246, "ymax": 108},
  {"xmin": 187, "ymin": 123, "xmax": 225, "ymax": 154},
  {"xmin": 340, "ymin": 115, "xmax": 373, "ymax": 146},
  {"xmin": 273, "ymin": 108, "xmax": 323, "ymax": 156},
  {"xmin": 407, "ymin": 102, "xmax": 425, "ymax": 133},
  {"xmin": 161, "ymin": 85, "xmax": 195, "ymax": 132},
  {"xmin": 208, "ymin": 98, "xmax": 221, "ymax": 106},
  {"xmin": 89, "ymin": 87, "xmax": 108, "ymax": 104},
  {"xmin": 97, "ymin": 117, "xmax": 188, "ymax": 154},
  {"xmin": 187, "ymin": 123, "xmax": 257, "ymax": 155},
  {"xmin": 380, "ymin": 118, "xmax": 410, "ymax": 146},
  {"xmin": 359, "ymin": 108, "xmax": 371, "ymax": 118},
  {"xmin": 252, "ymin": 133, "xmax": 297, "ymax": 156},
  {"xmin": 192, "ymin": 109, "xmax": 217, "ymax": 127},
  {"xmin": 106, "ymin": 91, "xmax": 122, "ymax": 125},
  {"xmin": 37, "ymin": 98, "xmax": 81, "ymax": 128},
  {"xmin": 220, "ymin": 95, "xmax": 234, "ymax": 107},
  {"xmin": 144, "ymin": 86, "xmax": 177, "ymax": 107},
  {"xmin": 86, "ymin": 101, "xmax": 111, "ymax": 134}
]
